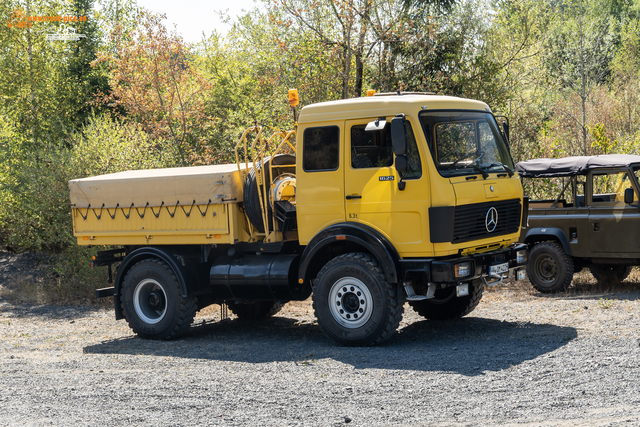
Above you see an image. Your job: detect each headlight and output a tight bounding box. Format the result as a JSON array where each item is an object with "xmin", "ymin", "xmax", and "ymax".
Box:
[
  {"xmin": 454, "ymin": 261, "xmax": 471, "ymax": 278},
  {"xmin": 517, "ymin": 249, "xmax": 528, "ymax": 264}
]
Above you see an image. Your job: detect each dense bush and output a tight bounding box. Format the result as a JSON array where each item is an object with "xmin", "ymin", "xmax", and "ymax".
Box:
[{"xmin": 0, "ymin": 114, "xmax": 174, "ymax": 253}]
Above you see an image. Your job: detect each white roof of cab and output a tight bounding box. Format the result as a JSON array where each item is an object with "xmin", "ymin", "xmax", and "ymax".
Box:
[{"xmin": 298, "ymin": 94, "xmax": 490, "ymax": 124}]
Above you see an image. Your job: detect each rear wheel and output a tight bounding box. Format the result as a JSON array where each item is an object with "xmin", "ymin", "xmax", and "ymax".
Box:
[
  {"xmin": 590, "ymin": 265, "xmax": 632, "ymax": 286},
  {"xmin": 120, "ymin": 259, "xmax": 197, "ymax": 340},
  {"xmin": 227, "ymin": 301, "xmax": 284, "ymax": 320},
  {"xmin": 527, "ymin": 241, "xmax": 574, "ymax": 293},
  {"xmin": 409, "ymin": 280, "xmax": 484, "ymax": 320},
  {"xmin": 312, "ymin": 253, "xmax": 403, "ymax": 346}
]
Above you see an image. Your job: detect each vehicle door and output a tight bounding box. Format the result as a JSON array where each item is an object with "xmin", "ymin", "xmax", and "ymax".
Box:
[
  {"xmin": 296, "ymin": 123, "xmax": 346, "ymax": 244},
  {"xmin": 588, "ymin": 168, "xmax": 640, "ymax": 256},
  {"xmin": 343, "ymin": 116, "xmax": 431, "ymax": 256}
]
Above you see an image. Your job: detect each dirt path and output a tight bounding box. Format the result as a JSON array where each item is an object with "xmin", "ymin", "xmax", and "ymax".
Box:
[{"xmin": 1, "ymin": 279, "xmax": 639, "ymax": 426}]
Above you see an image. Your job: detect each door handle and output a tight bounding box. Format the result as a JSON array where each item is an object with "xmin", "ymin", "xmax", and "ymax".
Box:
[
  {"xmin": 346, "ymin": 195, "xmax": 362, "ymax": 200},
  {"xmin": 593, "ymin": 222, "xmax": 599, "ymax": 231}
]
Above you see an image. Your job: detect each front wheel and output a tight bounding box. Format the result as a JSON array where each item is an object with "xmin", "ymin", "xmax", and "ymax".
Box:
[
  {"xmin": 312, "ymin": 253, "xmax": 403, "ymax": 346},
  {"xmin": 120, "ymin": 259, "xmax": 197, "ymax": 340},
  {"xmin": 527, "ymin": 241, "xmax": 574, "ymax": 293},
  {"xmin": 409, "ymin": 279, "xmax": 484, "ymax": 320}
]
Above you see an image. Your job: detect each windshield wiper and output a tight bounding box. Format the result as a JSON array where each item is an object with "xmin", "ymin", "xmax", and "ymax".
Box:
[
  {"xmin": 483, "ymin": 162, "xmax": 514, "ymax": 177},
  {"xmin": 470, "ymin": 164, "xmax": 489, "ymax": 179}
]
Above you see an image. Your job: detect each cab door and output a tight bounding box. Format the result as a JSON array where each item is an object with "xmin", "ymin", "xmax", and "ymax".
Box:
[
  {"xmin": 344, "ymin": 117, "xmax": 431, "ymax": 256},
  {"xmin": 296, "ymin": 123, "xmax": 346, "ymax": 245}
]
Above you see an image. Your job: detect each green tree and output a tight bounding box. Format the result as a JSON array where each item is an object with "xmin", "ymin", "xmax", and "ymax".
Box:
[
  {"xmin": 545, "ymin": 0, "xmax": 616, "ymax": 155},
  {"xmin": 97, "ymin": 11, "xmax": 212, "ymax": 166},
  {"xmin": 56, "ymin": 0, "xmax": 111, "ymax": 137}
]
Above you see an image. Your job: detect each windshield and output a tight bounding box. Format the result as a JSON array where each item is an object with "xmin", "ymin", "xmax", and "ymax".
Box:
[{"xmin": 420, "ymin": 111, "xmax": 514, "ymax": 178}]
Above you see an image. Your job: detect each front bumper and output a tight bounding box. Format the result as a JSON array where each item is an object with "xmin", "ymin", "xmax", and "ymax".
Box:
[{"xmin": 399, "ymin": 243, "xmax": 528, "ymax": 285}]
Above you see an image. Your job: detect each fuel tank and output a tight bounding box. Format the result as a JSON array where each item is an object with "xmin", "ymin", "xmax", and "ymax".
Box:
[{"xmin": 209, "ymin": 254, "xmax": 307, "ymax": 301}]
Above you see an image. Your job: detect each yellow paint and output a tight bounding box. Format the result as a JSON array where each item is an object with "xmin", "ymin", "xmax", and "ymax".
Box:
[
  {"xmin": 296, "ymin": 121, "xmax": 346, "ymax": 241},
  {"xmin": 340, "ymin": 117, "xmax": 431, "ymax": 256},
  {"xmin": 73, "ymin": 203, "xmax": 244, "ymax": 246}
]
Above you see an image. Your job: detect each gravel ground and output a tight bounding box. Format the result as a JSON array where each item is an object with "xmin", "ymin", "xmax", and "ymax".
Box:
[{"xmin": 1, "ymin": 277, "xmax": 640, "ymax": 426}]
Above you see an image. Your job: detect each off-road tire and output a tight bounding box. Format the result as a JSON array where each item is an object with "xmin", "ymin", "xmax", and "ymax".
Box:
[
  {"xmin": 227, "ymin": 301, "xmax": 285, "ymax": 320},
  {"xmin": 527, "ymin": 241, "xmax": 574, "ymax": 293},
  {"xmin": 120, "ymin": 259, "xmax": 197, "ymax": 340},
  {"xmin": 409, "ymin": 279, "xmax": 484, "ymax": 320},
  {"xmin": 312, "ymin": 252, "xmax": 403, "ymax": 346},
  {"xmin": 590, "ymin": 265, "xmax": 633, "ymax": 286}
]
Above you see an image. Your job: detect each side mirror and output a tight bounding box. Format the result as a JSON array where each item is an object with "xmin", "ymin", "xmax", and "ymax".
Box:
[
  {"xmin": 391, "ymin": 115, "xmax": 407, "ymax": 155},
  {"xmin": 625, "ymin": 187, "xmax": 634, "ymax": 204}
]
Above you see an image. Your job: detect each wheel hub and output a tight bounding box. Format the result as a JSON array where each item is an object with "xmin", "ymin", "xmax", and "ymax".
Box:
[
  {"xmin": 537, "ymin": 255, "xmax": 557, "ymax": 283},
  {"xmin": 329, "ymin": 277, "xmax": 373, "ymax": 328},
  {"xmin": 147, "ymin": 292, "xmax": 163, "ymax": 309},
  {"xmin": 133, "ymin": 279, "xmax": 168, "ymax": 325}
]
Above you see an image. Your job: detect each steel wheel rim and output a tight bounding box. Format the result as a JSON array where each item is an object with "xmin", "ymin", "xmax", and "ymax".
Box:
[
  {"xmin": 133, "ymin": 278, "xmax": 167, "ymax": 325},
  {"xmin": 535, "ymin": 254, "xmax": 558, "ymax": 284},
  {"xmin": 328, "ymin": 277, "xmax": 373, "ymax": 328}
]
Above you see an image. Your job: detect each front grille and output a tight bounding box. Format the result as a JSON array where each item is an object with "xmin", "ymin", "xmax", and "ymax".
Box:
[{"xmin": 452, "ymin": 199, "xmax": 521, "ymax": 243}]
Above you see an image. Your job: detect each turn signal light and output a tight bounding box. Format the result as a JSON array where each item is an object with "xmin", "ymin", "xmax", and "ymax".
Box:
[
  {"xmin": 288, "ymin": 89, "xmax": 299, "ymax": 107},
  {"xmin": 454, "ymin": 261, "xmax": 471, "ymax": 278}
]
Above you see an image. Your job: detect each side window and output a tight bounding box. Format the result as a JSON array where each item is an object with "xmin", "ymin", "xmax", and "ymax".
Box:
[
  {"xmin": 303, "ymin": 126, "xmax": 339, "ymax": 172},
  {"xmin": 591, "ymin": 171, "xmax": 634, "ymax": 204},
  {"xmin": 349, "ymin": 120, "xmax": 421, "ymax": 179},
  {"xmin": 350, "ymin": 125, "xmax": 393, "ymax": 169}
]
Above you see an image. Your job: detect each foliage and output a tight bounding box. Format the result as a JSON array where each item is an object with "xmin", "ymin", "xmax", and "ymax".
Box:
[
  {"xmin": 0, "ymin": 115, "xmax": 172, "ymax": 253},
  {"xmin": 196, "ymin": 10, "xmax": 342, "ymax": 164},
  {"xmin": 97, "ymin": 11, "xmax": 212, "ymax": 166}
]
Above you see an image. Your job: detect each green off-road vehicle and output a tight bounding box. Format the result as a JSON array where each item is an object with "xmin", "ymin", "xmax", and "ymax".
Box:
[{"xmin": 517, "ymin": 154, "xmax": 640, "ymax": 292}]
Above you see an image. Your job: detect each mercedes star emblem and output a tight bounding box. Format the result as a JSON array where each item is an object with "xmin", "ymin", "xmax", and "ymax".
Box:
[{"xmin": 485, "ymin": 207, "xmax": 498, "ymax": 232}]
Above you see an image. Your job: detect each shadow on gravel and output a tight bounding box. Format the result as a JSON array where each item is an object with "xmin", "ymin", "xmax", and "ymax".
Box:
[
  {"xmin": 0, "ymin": 301, "xmax": 102, "ymax": 320},
  {"xmin": 532, "ymin": 285, "xmax": 640, "ymax": 302},
  {"xmin": 84, "ymin": 315, "xmax": 576, "ymax": 376}
]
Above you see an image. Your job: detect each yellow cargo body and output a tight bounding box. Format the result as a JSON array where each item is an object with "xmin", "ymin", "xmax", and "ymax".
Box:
[{"xmin": 70, "ymin": 163, "xmax": 250, "ymax": 245}]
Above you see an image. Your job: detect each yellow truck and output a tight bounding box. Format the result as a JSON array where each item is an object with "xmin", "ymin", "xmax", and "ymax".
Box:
[{"xmin": 70, "ymin": 91, "xmax": 528, "ymax": 346}]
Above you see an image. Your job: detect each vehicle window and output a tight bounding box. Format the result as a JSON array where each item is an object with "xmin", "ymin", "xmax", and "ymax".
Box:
[
  {"xmin": 478, "ymin": 122, "xmax": 501, "ymax": 164},
  {"xmin": 435, "ymin": 122, "xmax": 476, "ymax": 164},
  {"xmin": 591, "ymin": 171, "xmax": 636, "ymax": 204},
  {"xmin": 350, "ymin": 120, "xmax": 422, "ymax": 179},
  {"xmin": 303, "ymin": 126, "xmax": 339, "ymax": 172},
  {"xmin": 350, "ymin": 125, "xmax": 393, "ymax": 168},
  {"xmin": 574, "ymin": 179, "xmax": 586, "ymax": 207},
  {"xmin": 420, "ymin": 111, "xmax": 514, "ymax": 178}
]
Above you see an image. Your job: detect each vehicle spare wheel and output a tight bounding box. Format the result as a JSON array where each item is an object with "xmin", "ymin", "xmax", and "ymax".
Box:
[{"xmin": 244, "ymin": 154, "xmax": 296, "ymax": 233}]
